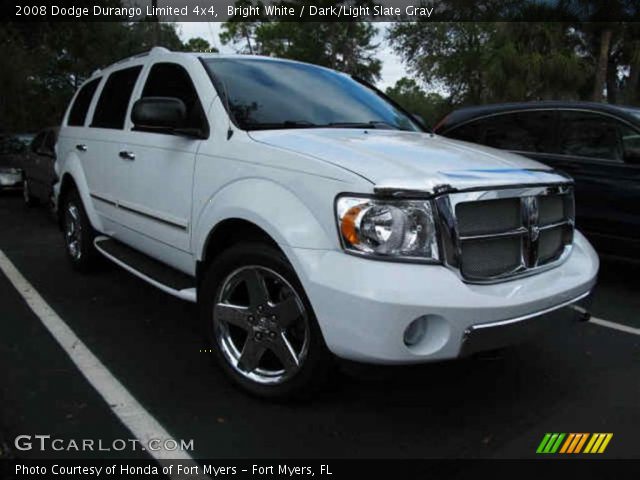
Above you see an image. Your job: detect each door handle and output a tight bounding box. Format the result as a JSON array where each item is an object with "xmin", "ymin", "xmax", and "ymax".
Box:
[
  {"xmin": 76, "ymin": 144, "xmax": 87, "ymax": 152},
  {"xmin": 119, "ymin": 150, "xmax": 136, "ymax": 161}
]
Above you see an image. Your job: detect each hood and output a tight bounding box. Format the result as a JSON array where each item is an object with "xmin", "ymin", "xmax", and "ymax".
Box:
[{"xmin": 249, "ymin": 129, "xmax": 568, "ymax": 191}]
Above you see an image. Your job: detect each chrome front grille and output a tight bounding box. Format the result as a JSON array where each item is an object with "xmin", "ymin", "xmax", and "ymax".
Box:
[{"xmin": 435, "ymin": 184, "xmax": 574, "ymax": 283}]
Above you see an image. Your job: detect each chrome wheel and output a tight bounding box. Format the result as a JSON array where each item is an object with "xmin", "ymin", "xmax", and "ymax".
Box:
[
  {"xmin": 213, "ymin": 265, "xmax": 310, "ymax": 385},
  {"xmin": 64, "ymin": 203, "xmax": 82, "ymax": 261}
]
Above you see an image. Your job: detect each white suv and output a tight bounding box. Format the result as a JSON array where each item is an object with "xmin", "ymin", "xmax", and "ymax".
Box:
[{"xmin": 54, "ymin": 47, "xmax": 599, "ymax": 398}]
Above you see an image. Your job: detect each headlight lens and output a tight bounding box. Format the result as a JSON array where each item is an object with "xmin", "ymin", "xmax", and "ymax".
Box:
[{"xmin": 336, "ymin": 196, "xmax": 439, "ymax": 261}]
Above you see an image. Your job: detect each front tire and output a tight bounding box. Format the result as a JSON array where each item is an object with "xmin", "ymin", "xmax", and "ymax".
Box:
[
  {"xmin": 200, "ymin": 243, "xmax": 331, "ymax": 399},
  {"xmin": 61, "ymin": 190, "xmax": 100, "ymax": 272}
]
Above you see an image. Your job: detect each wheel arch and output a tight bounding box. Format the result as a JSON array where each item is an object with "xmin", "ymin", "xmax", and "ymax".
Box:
[{"xmin": 56, "ymin": 161, "xmax": 103, "ymax": 233}]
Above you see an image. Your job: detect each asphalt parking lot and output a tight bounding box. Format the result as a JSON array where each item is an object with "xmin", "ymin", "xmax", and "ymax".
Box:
[{"xmin": 1, "ymin": 191, "xmax": 639, "ymax": 460}]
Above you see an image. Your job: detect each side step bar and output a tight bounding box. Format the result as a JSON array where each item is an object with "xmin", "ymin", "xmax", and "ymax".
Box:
[{"xmin": 94, "ymin": 236, "xmax": 197, "ymax": 303}]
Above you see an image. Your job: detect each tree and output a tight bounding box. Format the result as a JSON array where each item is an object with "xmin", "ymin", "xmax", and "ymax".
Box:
[
  {"xmin": 221, "ymin": 1, "xmax": 381, "ymax": 82},
  {"xmin": 388, "ymin": 21, "xmax": 590, "ymax": 105},
  {"xmin": 0, "ymin": 14, "xmax": 191, "ymax": 131},
  {"xmin": 181, "ymin": 37, "xmax": 218, "ymax": 52},
  {"xmin": 385, "ymin": 78, "xmax": 449, "ymax": 126}
]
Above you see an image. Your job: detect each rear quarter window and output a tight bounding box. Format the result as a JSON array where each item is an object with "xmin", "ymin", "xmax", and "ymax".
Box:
[{"xmin": 67, "ymin": 78, "xmax": 101, "ymax": 127}]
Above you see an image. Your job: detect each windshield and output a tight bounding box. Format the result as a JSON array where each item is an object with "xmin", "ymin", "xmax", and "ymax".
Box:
[{"xmin": 202, "ymin": 58, "xmax": 421, "ymax": 132}]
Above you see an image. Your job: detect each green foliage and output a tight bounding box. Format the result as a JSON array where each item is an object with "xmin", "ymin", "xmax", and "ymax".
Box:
[
  {"xmin": 180, "ymin": 37, "xmax": 218, "ymax": 53},
  {"xmin": 221, "ymin": 1, "xmax": 381, "ymax": 82},
  {"xmin": 385, "ymin": 78, "xmax": 449, "ymax": 126},
  {"xmin": 1, "ymin": 18, "xmax": 208, "ymax": 132}
]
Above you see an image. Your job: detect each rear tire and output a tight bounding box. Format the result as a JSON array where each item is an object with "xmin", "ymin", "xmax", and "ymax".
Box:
[
  {"xmin": 200, "ymin": 242, "xmax": 332, "ymax": 400},
  {"xmin": 61, "ymin": 190, "xmax": 100, "ymax": 273}
]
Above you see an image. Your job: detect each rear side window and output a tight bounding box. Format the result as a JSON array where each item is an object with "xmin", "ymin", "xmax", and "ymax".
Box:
[
  {"xmin": 92, "ymin": 66, "xmax": 142, "ymax": 130},
  {"xmin": 30, "ymin": 132, "xmax": 46, "ymax": 153},
  {"xmin": 480, "ymin": 111, "xmax": 555, "ymax": 152},
  {"xmin": 139, "ymin": 63, "xmax": 206, "ymax": 131},
  {"xmin": 68, "ymin": 78, "xmax": 100, "ymax": 126},
  {"xmin": 44, "ymin": 130, "xmax": 57, "ymax": 153}
]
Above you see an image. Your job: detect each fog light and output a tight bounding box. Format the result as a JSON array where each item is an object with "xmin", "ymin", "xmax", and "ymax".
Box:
[{"xmin": 403, "ymin": 316, "xmax": 428, "ymax": 346}]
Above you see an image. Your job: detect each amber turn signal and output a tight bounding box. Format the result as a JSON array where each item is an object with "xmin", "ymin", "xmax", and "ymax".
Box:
[{"xmin": 340, "ymin": 205, "xmax": 363, "ymax": 246}]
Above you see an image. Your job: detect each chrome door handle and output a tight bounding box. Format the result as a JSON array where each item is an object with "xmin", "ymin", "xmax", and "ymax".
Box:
[
  {"xmin": 76, "ymin": 144, "xmax": 87, "ymax": 152},
  {"xmin": 119, "ymin": 150, "xmax": 135, "ymax": 161}
]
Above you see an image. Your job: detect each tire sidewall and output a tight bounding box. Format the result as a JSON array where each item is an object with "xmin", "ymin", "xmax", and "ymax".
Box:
[{"xmin": 200, "ymin": 243, "xmax": 330, "ymax": 400}]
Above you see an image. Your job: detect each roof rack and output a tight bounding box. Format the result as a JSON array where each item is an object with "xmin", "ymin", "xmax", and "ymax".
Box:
[
  {"xmin": 90, "ymin": 47, "xmax": 172, "ymax": 78},
  {"xmin": 113, "ymin": 46, "xmax": 171, "ymax": 65}
]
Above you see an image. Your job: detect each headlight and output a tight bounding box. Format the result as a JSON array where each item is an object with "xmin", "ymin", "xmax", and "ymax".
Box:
[{"xmin": 336, "ymin": 195, "xmax": 439, "ymax": 262}]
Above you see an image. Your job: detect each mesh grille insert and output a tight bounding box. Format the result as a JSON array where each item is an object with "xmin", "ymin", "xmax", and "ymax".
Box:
[
  {"xmin": 539, "ymin": 195, "xmax": 565, "ymax": 225},
  {"xmin": 456, "ymin": 198, "xmax": 521, "ymax": 236},
  {"xmin": 539, "ymin": 226, "xmax": 565, "ymax": 263},
  {"xmin": 460, "ymin": 236, "xmax": 522, "ymax": 278}
]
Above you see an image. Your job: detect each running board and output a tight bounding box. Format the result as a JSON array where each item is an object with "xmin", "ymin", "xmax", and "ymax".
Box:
[{"xmin": 94, "ymin": 236, "xmax": 196, "ymax": 303}]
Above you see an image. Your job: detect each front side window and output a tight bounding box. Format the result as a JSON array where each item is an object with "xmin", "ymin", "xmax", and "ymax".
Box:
[
  {"xmin": 445, "ymin": 121, "xmax": 483, "ymax": 143},
  {"xmin": 92, "ymin": 66, "xmax": 142, "ymax": 130},
  {"xmin": 477, "ymin": 111, "xmax": 554, "ymax": 152},
  {"xmin": 68, "ymin": 78, "xmax": 100, "ymax": 127},
  {"xmin": 202, "ymin": 58, "xmax": 421, "ymax": 132},
  {"xmin": 139, "ymin": 62, "xmax": 206, "ymax": 131},
  {"xmin": 557, "ymin": 111, "xmax": 624, "ymax": 162}
]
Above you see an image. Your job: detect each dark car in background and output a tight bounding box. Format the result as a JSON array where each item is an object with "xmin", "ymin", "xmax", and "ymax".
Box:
[
  {"xmin": 22, "ymin": 127, "xmax": 58, "ymax": 206},
  {"xmin": 0, "ymin": 133, "xmax": 33, "ymax": 191},
  {"xmin": 435, "ymin": 102, "xmax": 640, "ymax": 259}
]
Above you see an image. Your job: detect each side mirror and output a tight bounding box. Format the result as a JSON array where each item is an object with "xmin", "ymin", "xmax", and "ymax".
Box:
[{"xmin": 132, "ymin": 97, "xmax": 187, "ymax": 131}]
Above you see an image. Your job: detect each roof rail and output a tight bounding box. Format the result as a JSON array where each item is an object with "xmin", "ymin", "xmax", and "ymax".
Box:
[{"xmin": 112, "ymin": 46, "xmax": 171, "ymax": 66}]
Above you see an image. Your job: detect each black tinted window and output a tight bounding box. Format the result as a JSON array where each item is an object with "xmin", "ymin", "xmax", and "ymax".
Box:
[
  {"xmin": 446, "ymin": 121, "xmax": 482, "ymax": 143},
  {"xmin": 203, "ymin": 58, "xmax": 420, "ymax": 131},
  {"xmin": 558, "ymin": 111, "xmax": 623, "ymax": 161},
  {"xmin": 92, "ymin": 66, "xmax": 142, "ymax": 129},
  {"xmin": 140, "ymin": 63, "xmax": 206, "ymax": 131},
  {"xmin": 478, "ymin": 111, "xmax": 554, "ymax": 152},
  {"xmin": 68, "ymin": 78, "xmax": 100, "ymax": 127},
  {"xmin": 30, "ymin": 132, "xmax": 46, "ymax": 153},
  {"xmin": 44, "ymin": 130, "xmax": 57, "ymax": 153}
]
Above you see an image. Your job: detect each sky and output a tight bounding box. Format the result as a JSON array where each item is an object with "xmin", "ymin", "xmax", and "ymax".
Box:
[{"xmin": 177, "ymin": 22, "xmax": 408, "ymax": 90}]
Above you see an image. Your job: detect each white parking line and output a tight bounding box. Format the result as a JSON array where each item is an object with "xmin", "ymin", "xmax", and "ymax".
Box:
[
  {"xmin": 589, "ymin": 316, "xmax": 640, "ymax": 336},
  {"xmin": 0, "ymin": 249, "xmax": 207, "ymax": 477}
]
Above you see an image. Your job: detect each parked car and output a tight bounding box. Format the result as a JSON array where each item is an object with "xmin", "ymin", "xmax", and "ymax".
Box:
[
  {"xmin": 22, "ymin": 127, "xmax": 59, "ymax": 206},
  {"xmin": 434, "ymin": 101, "xmax": 640, "ymax": 259},
  {"xmin": 54, "ymin": 48, "xmax": 598, "ymax": 398},
  {"xmin": 0, "ymin": 133, "xmax": 32, "ymax": 191}
]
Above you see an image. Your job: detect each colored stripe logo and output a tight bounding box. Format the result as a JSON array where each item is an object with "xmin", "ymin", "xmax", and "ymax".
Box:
[{"xmin": 536, "ymin": 433, "xmax": 613, "ymax": 454}]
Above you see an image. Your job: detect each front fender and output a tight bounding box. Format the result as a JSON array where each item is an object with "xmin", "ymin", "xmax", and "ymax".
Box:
[
  {"xmin": 58, "ymin": 154, "xmax": 104, "ymax": 232},
  {"xmin": 193, "ymin": 178, "xmax": 335, "ymax": 260}
]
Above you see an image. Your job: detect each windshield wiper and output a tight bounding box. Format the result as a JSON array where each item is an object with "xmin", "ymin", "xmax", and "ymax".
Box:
[
  {"xmin": 325, "ymin": 121, "xmax": 406, "ymax": 130},
  {"xmin": 244, "ymin": 120, "xmax": 319, "ymax": 130}
]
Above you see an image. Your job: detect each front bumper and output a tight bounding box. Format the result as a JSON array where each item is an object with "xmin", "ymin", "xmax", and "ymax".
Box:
[
  {"xmin": 285, "ymin": 230, "xmax": 599, "ymax": 364},
  {"xmin": 459, "ymin": 291, "xmax": 590, "ymax": 356}
]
